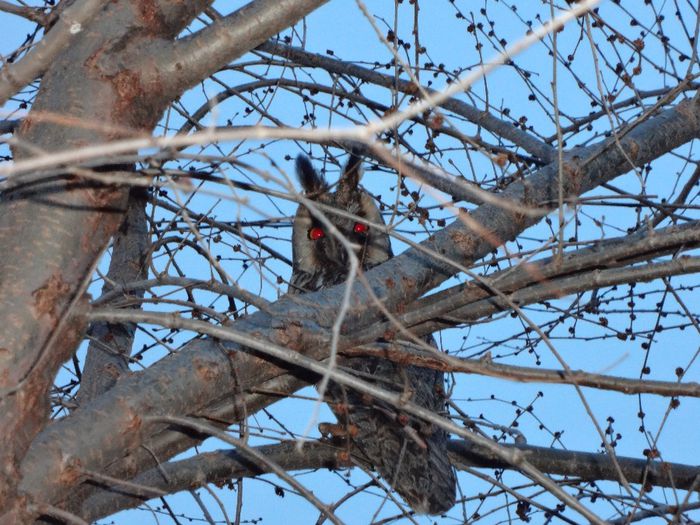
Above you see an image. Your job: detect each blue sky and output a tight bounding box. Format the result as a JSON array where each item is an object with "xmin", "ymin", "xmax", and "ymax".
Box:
[{"xmin": 2, "ymin": 0, "xmax": 700, "ymax": 523}]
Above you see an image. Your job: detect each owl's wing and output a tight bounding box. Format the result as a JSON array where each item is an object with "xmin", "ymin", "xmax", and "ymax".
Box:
[{"xmin": 324, "ymin": 337, "xmax": 456, "ymax": 515}]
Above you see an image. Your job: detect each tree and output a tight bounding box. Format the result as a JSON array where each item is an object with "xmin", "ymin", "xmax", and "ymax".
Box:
[{"xmin": 1, "ymin": 0, "xmax": 699, "ymax": 522}]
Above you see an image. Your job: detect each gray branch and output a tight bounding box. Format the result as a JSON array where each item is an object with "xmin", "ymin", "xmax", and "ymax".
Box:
[
  {"xmin": 257, "ymin": 40, "xmax": 557, "ymax": 163},
  {"xmin": 0, "ymin": 0, "xmax": 104, "ymax": 105},
  {"xmin": 149, "ymin": 0, "xmax": 330, "ymax": 98},
  {"xmin": 80, "ymin": 439, "xmax": 700, "ymax": 521},
  {"xmin": 0, "ymin": 1, "xmax": 47, "ymax": 24},
  {"xmin": 76, "ymin": 189, "xmax": 149, "ymax": 405}
]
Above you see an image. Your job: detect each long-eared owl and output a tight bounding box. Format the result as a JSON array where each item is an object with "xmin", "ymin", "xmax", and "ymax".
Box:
[{"xmin": 288, "ymin": 154, "xmax": 456, "ymax": 515}]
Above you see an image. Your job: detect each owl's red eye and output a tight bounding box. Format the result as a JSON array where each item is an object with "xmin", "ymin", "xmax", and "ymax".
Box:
[
  {"xmin": 308, "ymin": 227, "xmax": 325, "ymax": 240},
  {"xmin": 353, "ymin": 222, "xmax": 369, "ymax": 234}
]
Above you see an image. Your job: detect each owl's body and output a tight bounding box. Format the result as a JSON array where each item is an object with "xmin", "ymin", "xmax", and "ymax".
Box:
[{"xmin": 289, "ymin": 155, "xmax": 456, "ymax": 515}]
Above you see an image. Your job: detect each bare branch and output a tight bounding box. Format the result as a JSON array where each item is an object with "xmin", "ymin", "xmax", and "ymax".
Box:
[
  {"xmin": 151, "ymin": 0, "xmax": 330, "ymax": 97},
  {"xmin": 0, "ymin": 0, "xmax": 104, "ymax": 105},
  {"xmin": 348, "ymin": 341, "xmax": 700, "ymax": 399},
  {"xmin": 257, "ymin": 40, "xmax": 556, "ymax": 162},
  {"xmin": 93, "ymin": 275, "xmax": 271, "ymax": 312},
  {"xmin": 80, "ymin": 438, "xmax": 700, "ymax": 520},
  {"xmin": 76, "ymin": 189, "xmax": 150, "ymax": 405},
  {"xmin": 0, "ymin": 1, "xmax": 47, "ymax": 25}
]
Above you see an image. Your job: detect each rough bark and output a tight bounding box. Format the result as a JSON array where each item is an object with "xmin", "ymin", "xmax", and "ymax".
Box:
[{"xmin": 76, "ymin": 188, "xmax": 149, "ymax": 406}]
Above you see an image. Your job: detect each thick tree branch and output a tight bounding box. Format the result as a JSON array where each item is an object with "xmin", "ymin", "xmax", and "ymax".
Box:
[
  {"xmin": 0, "ymin": 1, "xmax": 47, "ymax": 25},
  {"xmin": 27, "ymin": 308, "xmax": 598, "ymax": 523},
  {"xmin": 347, "ymin": 92, "xmax": 700, "ymax": 333},
  {"xmin": 91, "ymin": 224, "xmax": 700, "ymax": 404},
  {"xmin": 148, "ymin": 0, "xmax": 330, "ymax": 98},
  {"xmin": 62, "ymin": 372, "xmax": 314, "ymax": 517},
  {"xmin": 80, "ymin": 438, "xmax": 700, "ymax": 520},
  {"xmin": 0, "ymin": 0, "xmax": 104, "ymax": 106},
  {"xmin": 404, "ymin": 258, "xmax": 700, "ymax": 341},
  {"xmin": 405, "ymin": 220, "xmax": 700, "ymax": 331},
  {"xmin": 76, "ymin": 189, "xmax": 149, "ymax": 405}
]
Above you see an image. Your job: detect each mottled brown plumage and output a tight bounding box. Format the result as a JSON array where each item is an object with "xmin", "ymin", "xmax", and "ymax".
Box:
[{"xmin": 288, "ymin": 155, "xmax": 456, "ymax": 514}]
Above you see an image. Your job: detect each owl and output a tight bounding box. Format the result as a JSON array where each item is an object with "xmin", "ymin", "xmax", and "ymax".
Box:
[{"xmin": 288, "ymin": 154, "xmax": 456, "ymax": 515}]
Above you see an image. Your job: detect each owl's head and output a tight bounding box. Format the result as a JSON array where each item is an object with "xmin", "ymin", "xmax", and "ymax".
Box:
[{"xmin": 288, "ymin": 155, "xmax": 393, "ymax": 294}]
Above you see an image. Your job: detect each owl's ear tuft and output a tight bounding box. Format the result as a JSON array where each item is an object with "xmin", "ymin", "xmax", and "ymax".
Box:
[
  {"xmin": 338, "ymin": 154, "xmax": 362, "ymax": 195},
  {"xmin": 296, "ymin": 155, "xmax": 327, "ymax": 194}
]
